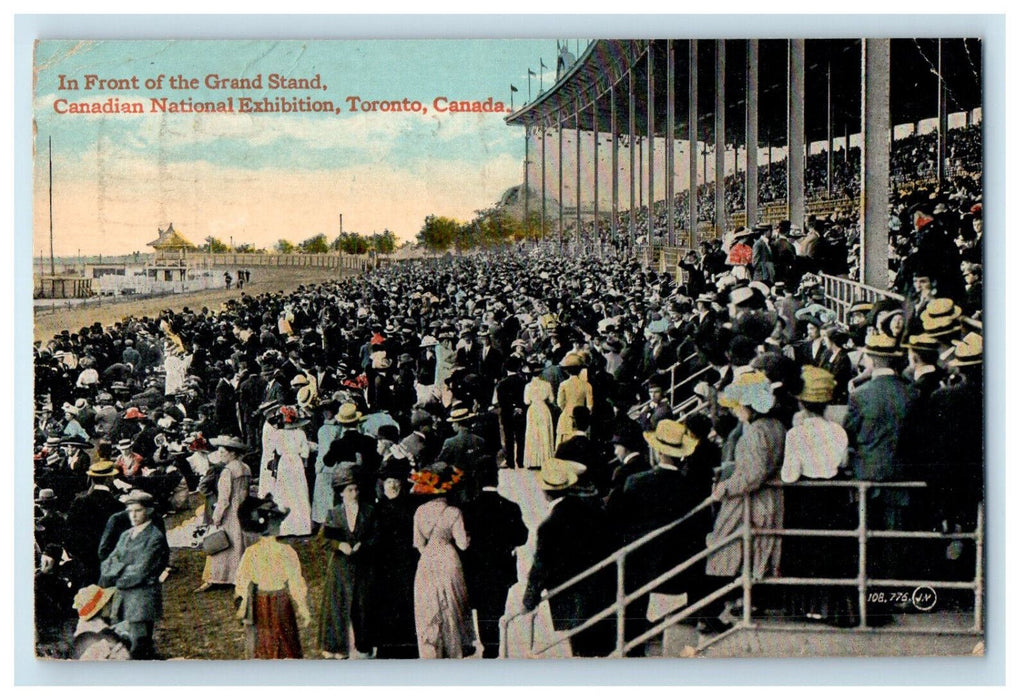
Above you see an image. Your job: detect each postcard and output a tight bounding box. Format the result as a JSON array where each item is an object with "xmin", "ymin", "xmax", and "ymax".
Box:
[{"xmin": 30, "ymin": 36, "xmax": 985, "ymax": 662}]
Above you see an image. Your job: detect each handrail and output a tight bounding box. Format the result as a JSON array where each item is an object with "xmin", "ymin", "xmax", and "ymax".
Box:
[{"xmin": 500, "ymin": 478, "xmax": 983, "ymax": 658}]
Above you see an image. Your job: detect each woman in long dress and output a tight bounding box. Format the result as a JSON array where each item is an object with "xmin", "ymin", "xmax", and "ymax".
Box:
[
  {"xmin": 705, "ymin": 372, "xmax": 786, "ymax": 621},
  {"xmin": 234, "ymin": 496, "xmax": 311, "ymax": 659},
  {"xmin": 317, "ymin": 466, "xmax": 376, "ymax": 659},
  {"xmin": 270, "ymin": 406, "xmax": 312, "ymax": 537},
  {"xmin": 311, "ymin": 404, "xmax": 345, "ymax": 527},
  {"xmin": 411, "ymin": 462, "xmax": 474, "ymax": 659},
  {"xmin": 522, "ymin": 361, "xmax": 555, "ymax": 469},
  {"xmin": 197, "ymin": 436, "xmax": 251, "ymax": 591},
  {"xmin": 555, "ymin": 353, "xmax": 593, "ymax": 446},
  {"xmin": 372, "ymin": 459, "xmax": 420, "ymax": 658}
]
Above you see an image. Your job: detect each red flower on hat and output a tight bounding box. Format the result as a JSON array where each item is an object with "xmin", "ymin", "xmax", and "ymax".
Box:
[
  {"xmin": 914, "ymin": 212, "xmax": 934, "ymax": 231},
  {"xmin": 279, "ymin": 406, "xmax": 299, "ymax": 424},
  {"xmin": 124, "ymin": 407, "xmax": 146, "ymax": 420}
]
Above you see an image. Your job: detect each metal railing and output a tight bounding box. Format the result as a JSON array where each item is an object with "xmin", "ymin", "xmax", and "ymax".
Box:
[
  {"xmin": 820, "ymin": 272, "xmax": 905, "ymax": 320},
  {"xmin": 499, "ymin": 480, "xmax": 983, "ymax": 658}
]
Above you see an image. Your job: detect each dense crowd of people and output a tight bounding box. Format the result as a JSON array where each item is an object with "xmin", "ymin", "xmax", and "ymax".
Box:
[
  {"xmin": 33, "ymin": 181, "xmax": 984, "ymax": 658},
  {"xmin": 563, "ymin": 123, "xmax": 981, "ymax": 257}
]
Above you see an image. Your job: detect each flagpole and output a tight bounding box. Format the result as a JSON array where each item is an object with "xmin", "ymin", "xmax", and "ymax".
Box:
[
  {"xmin": 540, "ymin": 58, "xmax": 544, "ymax": 93},
  {"xmin": 49, "ymin": 136, "xmax": 55, "ymax": 276}
]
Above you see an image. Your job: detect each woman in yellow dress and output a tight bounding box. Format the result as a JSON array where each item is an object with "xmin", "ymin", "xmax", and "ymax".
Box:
[
  {"xmin": 555, "ymin": 352, "xmax": 593, "ymax": 446},
  {"xmin": 234, "ymin": 496, "xmax": 312, "ymax": 659}
]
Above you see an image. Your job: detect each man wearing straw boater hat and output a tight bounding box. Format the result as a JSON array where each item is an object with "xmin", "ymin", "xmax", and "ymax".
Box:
[
  {"xmin": 523, "ymin": 457, "xmax": 614, "ymax": 657},
  {"xmin": 70, "ymin": 584, "xmax": 132, "ymax": 660},
  {"xmin": 843, "ymin": 332, "xmax": 914, "ymax": 589},
  {"xmin": 437, "ymin": 406, "xmax": 487, "ymax": 474},
  {"xmin": 64, "ymin": 460, "xmax": 125, "ymax": 584},
  {"xmin": 924, "ymin": 332, "xmax": 984, "ymax": 552}
]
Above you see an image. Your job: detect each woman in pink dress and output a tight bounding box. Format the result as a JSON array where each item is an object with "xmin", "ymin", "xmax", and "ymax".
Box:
[{"xmin": 410, "ymin": 462, "xmax": 475, "ymax": 658}]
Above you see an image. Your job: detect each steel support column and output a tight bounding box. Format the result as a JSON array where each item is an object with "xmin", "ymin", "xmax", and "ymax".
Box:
[
  {"xmin": 666, "ymin": 40, "xmax": 676, "ymax": 246},
  {"xmin": 593, "ymin": 103, "xmax": 600, "ymax": 247},
  {"xmin": 746, "ymin": 39, "xmax": 759, "ymax": 227},
  {"xmin": 715, "ymin": 39, "xmax": 727, "ymax": 238},
  {"xmin": 787, "ymin": 39, "xmax": 806, "ymax": 232},
  {"xmin": 523, "ymin": 124, "xmax": 530, "ymax": 229},
  {"xmin": 688, "ymin": 40, "xmax": 698, "ymax": 248},
  {"xmin": 611, "ymin": 86, "xmax": 619, "ymax": 250},
  {"xmin": 827, "ymin": 62, "xmax": 834, "ymax": 196},
  {"xmin": 540, "ymin": 121, "xmax": 547, "ymax": 240},
  {"xmin": 558, "ymin": 117, "xmax": 564, "ymax": 247},
  {"xmin": 937, "ymin": 39, "xmax": 948, "ymax": 184},
  {"xmin": 647, "ymin": 41, "xmax": 656, "ymax": 246},
  {"xmin": 575, "ymin": 97, "xmax": 582, "ymax": 243},
  {"xmin": 629, "ymin": 63, "xmax": 637, "ymax": 242},
  {"xmin": 861, "ymin": 39, "xmax": 891, "ymax": 289}
]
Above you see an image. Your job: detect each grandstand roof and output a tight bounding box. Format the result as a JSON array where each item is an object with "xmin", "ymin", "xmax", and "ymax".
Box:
[
  {"xmin": 507, "ymin": 39, "xmax": 982, "ymax": 147},
  {"xmin": 147, "ymin": 223, "xmax": 196, "ymax": 250}
]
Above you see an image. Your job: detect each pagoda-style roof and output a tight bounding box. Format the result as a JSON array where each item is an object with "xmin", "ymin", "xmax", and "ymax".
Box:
[{"xmin": 147, "ymin": 223, "xmax": 196, "ymax": 250}]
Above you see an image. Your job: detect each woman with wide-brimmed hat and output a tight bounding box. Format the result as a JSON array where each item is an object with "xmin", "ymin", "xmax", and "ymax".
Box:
[
  {"xmin": 267, "ymin": 406, "xmax": 312, "ymax": 537},
  {"xmin": 370, "ymin": 458, "xmax": 420, "ymax": 658},
  {"xmin": 234, "ymin": 496, "xmax": 311, "ymax": 659},
  {"xmin": 196, "ymin": 435, "xmax": 252, "ymax": 593},
  {"xmin": 703, "ymin": 371, "xmax": 787, "ymax": 630},
  {"xmin": 316, "ymin": 466, "xmax": 376, "ymax": 659},
  {"xmin": 522, "ymin": 356, "xmax": 556, "ymax": 469},
  {"xmin": 409, "ymin": 461, "xmax": 475, "ymax": 658},
  {"xmin": 555, "ymin": 352, "xmax": 593, "ymax": 446}
]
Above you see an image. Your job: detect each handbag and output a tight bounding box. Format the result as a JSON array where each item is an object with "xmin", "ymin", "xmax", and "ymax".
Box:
[{"xmin": 202, "ymin": 528, "xmax": 231, "ymax": 555}]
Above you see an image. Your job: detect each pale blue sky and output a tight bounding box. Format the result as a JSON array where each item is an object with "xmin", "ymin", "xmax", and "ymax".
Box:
[{"xmin": 33, "ymin": 39, "xmax": 565, "ymax": 253}]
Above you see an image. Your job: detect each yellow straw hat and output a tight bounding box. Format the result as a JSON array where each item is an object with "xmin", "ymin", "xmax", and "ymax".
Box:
[
  {"xmin": 643, "ymin": 419, "xmax": 699, "ymax": 458},
  {"xmin": 796, "ymin": 366, "xmax": 837, "ymax": 403}
]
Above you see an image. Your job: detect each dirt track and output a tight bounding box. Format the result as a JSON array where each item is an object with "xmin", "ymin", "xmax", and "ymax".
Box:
[{"xmin": 34, "ymin": 267, "xmax": 351, "ymax": 341}]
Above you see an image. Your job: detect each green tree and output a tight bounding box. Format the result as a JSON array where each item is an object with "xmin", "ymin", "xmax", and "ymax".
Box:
[
  {"xmin": 201, "ymin": 236, "xmax": 231, "ymax": 253},
  {"xmin": 299, "ymin": 233, "xmax": 330, "ymax": 254},
  {"xmin": 416, "ymin": 215, "xmax": 461, "ymax": 252},
  {"xmin": 274, "ymin": 239, "xmax": 296, "ymax": 254},
  {"xmin": 234, "ymin": 243, "xmax": 256, "ymax": 253}
]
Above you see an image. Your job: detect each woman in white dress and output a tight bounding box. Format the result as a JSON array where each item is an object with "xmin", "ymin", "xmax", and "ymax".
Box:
[
  {"xmin": 270, "ymin": 406, "xmax": 312, "ymax": 537},
  {"xmin": 522, "ymin": 359, "xmax": 555, "ymax": 469}
]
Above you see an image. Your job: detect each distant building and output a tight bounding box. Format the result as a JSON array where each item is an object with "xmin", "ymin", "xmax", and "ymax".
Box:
[{"xmin": 146, "ymin": 223, "xmax": 196, "ymax": 282}]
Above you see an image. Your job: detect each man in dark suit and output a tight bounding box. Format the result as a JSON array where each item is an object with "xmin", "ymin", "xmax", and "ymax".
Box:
[
  {"xmin": 523, "ymin": 458, "xmax": 615, "ymax": 657},
  {"xmin": 437, "ymin": 407, "xmax": 487, "ymax": 473},
  {"xmin": 98, "ymin": 490, "xmax": 170, "ymax": 659},
  {"xmin": 461, "ymin": 467, "xmax": 528, "ymax": 658},
  {"xmin": 554, "ymin": 406, "xmax": 610, "ymax": 496},
  {"xmin": 64, "ymin": 461, "xmax": 126, "ymax": 584},
  {"xmin": 843, "ymin": 335, "xmax": 913, "ymax": 584},
  {"xmin": 608, "ymin": 419, "xmax": 713, "ymax": 653},
  {"xmin": 493, "ymin": 357, "xmax": 528, "ymax": 469}
]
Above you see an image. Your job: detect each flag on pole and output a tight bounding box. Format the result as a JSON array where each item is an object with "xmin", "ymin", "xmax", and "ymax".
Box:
[
  {"xmin": 541, "ymin": 60, "xmax": 549, "ymax": 69},
  {"xmin": 528, "ymin": 68, "xmax": 537, "ymax": 76},
  {"xmin": 510, "ymin": 84, "xmax": 518, "ymax": 92}
]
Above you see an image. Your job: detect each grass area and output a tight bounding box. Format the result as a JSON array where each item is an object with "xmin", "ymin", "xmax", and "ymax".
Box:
[{"xmin": 156, "ymin": 497, "xmax": 330, "ymax": 660}]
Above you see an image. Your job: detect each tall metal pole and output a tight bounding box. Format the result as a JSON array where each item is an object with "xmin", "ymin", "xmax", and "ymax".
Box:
[
  {"xmin": 611, "ymin": 85, "xmax": 619, "ymax": 250},
  {"xmin": 647, "ymin": 42, "xmax": 656, "ymax": 247},
  {"xmin": 523, "ymin": 125, "xmax": 530, "ymax": 234},
  {"xmin": 541, "ymin": 121, "xmax": 547, "ymax": 240},
  {"xmin": 558, "ymin": 115, "xmax": 564, "ymax": 248},
  {"xmin": 575, "ymin": 96, "xmax": 582, "ymax": 245},
  {"xmin": 715, "ymin": 39, "xmax": 727, "ymax": 237},
  {"xmin": 666, "ymin": 40, "xmax": 676, "ymax": 246},
  {"xmin": 827, "ymin": 61, "xmax": 834, "ymax": 196},
  {"xmin": 593, "ymin": 103, "xmax": 600, "ymax": 248},
  {"xmin": 787, "ymin": 39, "xmax": 807, "ymax": 233},
  {"xmin": 48, "ymin": 136, "xmax": 55, "ymax": 276},
  {"xmin": 861, "ymin": 39, "xmax": 891, "ymax": 289},
  {"xmin": 629, "ymin": 62, "xmax": 637, "ymax": 243},
  {"xmin": 937, "ymin": 39, "xmax": 948, "ymax": 184},
  {"xmin": 688, "ymin": 40, "xmax": 699, "ymax": 248}
]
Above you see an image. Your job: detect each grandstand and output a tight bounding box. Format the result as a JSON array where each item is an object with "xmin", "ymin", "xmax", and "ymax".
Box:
[{"xmin": 507, "ymin": 39, "xmax": 982, "ymax": 291}]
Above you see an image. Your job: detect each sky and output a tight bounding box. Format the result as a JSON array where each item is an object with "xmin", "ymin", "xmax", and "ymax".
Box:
[{"xmin": 32, "ymin": 39, "xmax": 564, "ymax": 255}]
